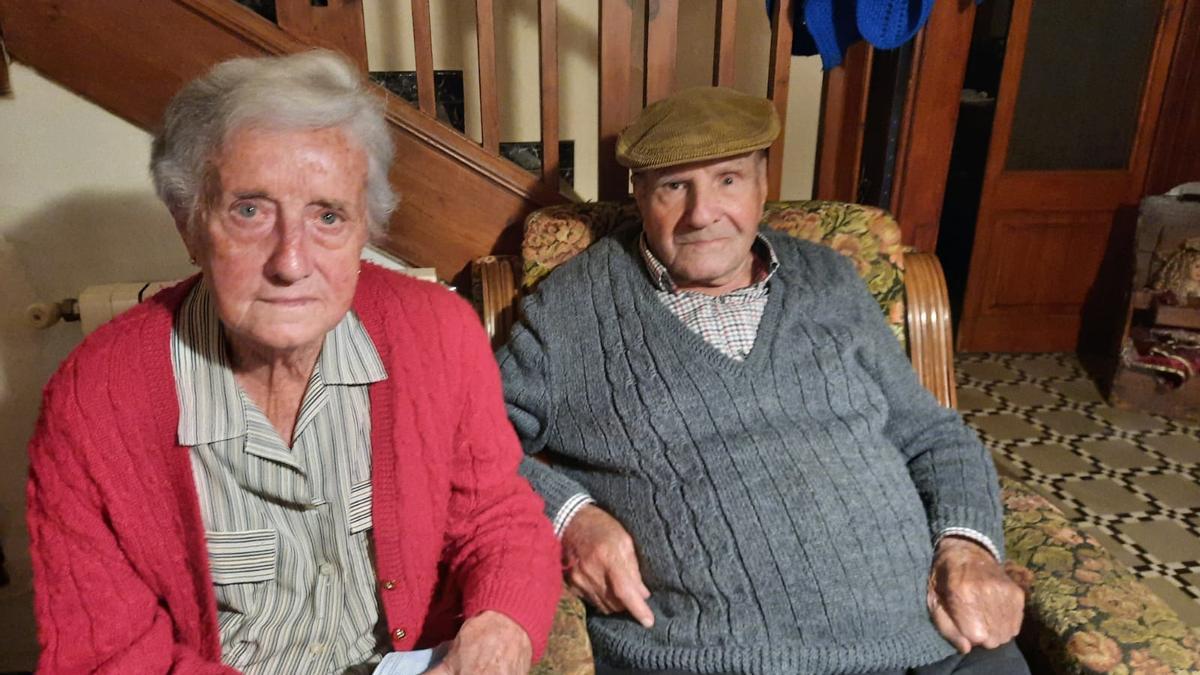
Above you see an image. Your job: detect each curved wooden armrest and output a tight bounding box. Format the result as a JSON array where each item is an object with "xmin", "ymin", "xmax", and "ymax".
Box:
[
  {"xmin": 904, "ymin": 251, "xmax": 957, "ymax": 409},
  {"xmin": 471, "ymin": 255, "xmax": 521, "ymax": 348}
]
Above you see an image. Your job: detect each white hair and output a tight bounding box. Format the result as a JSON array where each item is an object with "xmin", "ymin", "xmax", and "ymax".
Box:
[{"xmin": 150, "ymin": 50, "xmax": 396, "ymax": 238}]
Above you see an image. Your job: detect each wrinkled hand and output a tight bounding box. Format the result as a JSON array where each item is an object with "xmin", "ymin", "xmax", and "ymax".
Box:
[
  {"xmin": 425, "ymin": 611, "xmax": 531, "ymax": 675},
  {"xmin": 561, "ymin": 505, "xmax": 655, "ymax": 628},
  {"xmin": 927, "ymin": 536, "xmax": 1025, "ymax": 653}
]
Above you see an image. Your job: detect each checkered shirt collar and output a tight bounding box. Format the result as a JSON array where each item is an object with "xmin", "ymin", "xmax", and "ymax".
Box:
[{"xmin": 639, "ymin": 231, "xmax": 779, "ymax": 295}]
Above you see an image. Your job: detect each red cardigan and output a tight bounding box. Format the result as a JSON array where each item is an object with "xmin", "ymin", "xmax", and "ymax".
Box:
[{"xmin": 27, "ymin": 265, "xmax": 561, "ymax": 674}]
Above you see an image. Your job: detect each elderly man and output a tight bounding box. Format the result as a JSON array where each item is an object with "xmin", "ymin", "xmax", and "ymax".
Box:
[
  {"xmin": 26, "ymin": 51, "xmax": 559, "ymax": 674},
  {"xmin": 498, "ymin": 87, "xmax": 1027, "ymax": 675}
]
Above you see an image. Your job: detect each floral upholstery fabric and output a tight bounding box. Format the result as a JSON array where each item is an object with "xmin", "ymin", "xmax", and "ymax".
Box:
[
  {"xmin": 533, "ymin": 589, "xmax": 593, "ymax": 675},
  {"xmin": 521, "ymin": 202, "xmax": 642, "ymax": 288},
  {"xmin": 761, "ymin": 200, "xmax": 907, "ymax": 346},
  {"xmin": 1001, "ymin": 478, "xmax": 1200, "ymax": 674},
  {"xmin": 521, "ymin": 200, "xmax": 908, "ymax": 348}
]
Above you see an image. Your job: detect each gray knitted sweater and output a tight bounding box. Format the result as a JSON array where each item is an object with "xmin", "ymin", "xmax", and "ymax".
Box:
[{"xmin": 497, "ymin": 226, "xmax": 1003, "ymax": 674}]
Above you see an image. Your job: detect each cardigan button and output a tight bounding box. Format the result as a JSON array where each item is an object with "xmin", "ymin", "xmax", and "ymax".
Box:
[
  {"xmin": 392, "ymin": 627, "xmax": 407, "ymax": 640},
  {"xmin": 382, "ymin": 579, "xmax": 397, "ymax": 590}
]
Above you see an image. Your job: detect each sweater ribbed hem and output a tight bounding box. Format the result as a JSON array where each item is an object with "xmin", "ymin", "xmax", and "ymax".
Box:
[
  {"xmin": 463, "ymin": 580, "xmax": 559, "ymax": 660},
  {"xmin": 590, "ymin": 623, "xmax": 957, "ymax": 675}
]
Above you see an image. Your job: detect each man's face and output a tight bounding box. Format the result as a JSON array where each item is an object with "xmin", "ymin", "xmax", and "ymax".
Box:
[{"xmin": 633, "ymin": 152, "xmax": 768, "ymax": 296}]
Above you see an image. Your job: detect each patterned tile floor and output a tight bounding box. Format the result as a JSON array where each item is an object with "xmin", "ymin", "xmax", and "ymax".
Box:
[{"xmin": 956, "ymin": 353, "xmax": 1200, "ymax": 625}]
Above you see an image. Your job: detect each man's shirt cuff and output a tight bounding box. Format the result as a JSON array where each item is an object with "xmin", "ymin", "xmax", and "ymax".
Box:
[
  {"xmin": 935, "ymin": 527, "xmax": 1001, "ymax": 561},
  {"xmin": 552, "ymin": 493, "xmax": 595, "ymax": 538}
]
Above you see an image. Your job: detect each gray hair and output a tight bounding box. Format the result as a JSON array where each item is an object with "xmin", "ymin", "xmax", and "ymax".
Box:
[{"xmin": 151, "ymin": 50, "xmax": 396, "ymax": 237}]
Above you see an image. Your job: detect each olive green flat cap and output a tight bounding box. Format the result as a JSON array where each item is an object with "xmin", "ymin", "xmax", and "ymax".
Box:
[{"xmin": 616, "ymin": 86, "xmax": 780, "ymax": 171}]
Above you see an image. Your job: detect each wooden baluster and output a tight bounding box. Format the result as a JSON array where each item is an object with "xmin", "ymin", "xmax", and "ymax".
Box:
[
  {"xmin": 410, "ymin": 0, "xmax": 436, "ymax": 117},
  {"xmin": 644, "ymin": 0, "xmax": 678, "ymax": 105},
  {"xmin": 598, "ymin": 0, "xmax": 634, "ymax": 201},
  {"xmin": 815, "ymin": 42, "xmax": 873, "ymax": 201},
  {"xmin": 712, "ymin": 0, "xmax": 738, "ymax": 86},
  {"xmin": 0, "ymin": 34, "xmax": 11, "ymax": 97},
  {"xmin": 274, "ymin": 0, "xmax": 368, "ymax": 70},
  {"xmin": 539, "ymin": 0, "xmax": 560, "ymax": 190},
  {"xmin": 476, "ymin": 0, "xmax": 500, "ymax": 153},
  {"xmin": 766, "ymin": 0, "xmax": 794, "ymax": 200}
]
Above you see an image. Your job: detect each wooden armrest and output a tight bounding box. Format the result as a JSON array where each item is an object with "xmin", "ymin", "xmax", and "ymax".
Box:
[
  {"xmin": 904, "ymin": 251, "xmax": 957, "ymax": 409},
  {"xmin": 471, "ymin": 255, "xmax": 520, "ymax": 348}
]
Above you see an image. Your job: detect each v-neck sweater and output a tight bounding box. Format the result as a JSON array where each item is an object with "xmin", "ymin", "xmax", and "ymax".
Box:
[
  {"xmin": 499, "ymin": 226, "xmax": 1003, "ymax": 674},
  {"xmin": 27, "ymin": 265, "xmax": 560, "ymax": 674}
]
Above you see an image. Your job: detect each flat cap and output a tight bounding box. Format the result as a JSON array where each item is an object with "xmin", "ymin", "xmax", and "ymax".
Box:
[{"xmin": 616, "ymin": 86, "xmax": 780, "ymax": 171}]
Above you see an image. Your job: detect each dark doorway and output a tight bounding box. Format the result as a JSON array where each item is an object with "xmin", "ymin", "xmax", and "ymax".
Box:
[{"xmin": 935, "ymin": 0, "xmax": 1012, "ymax": 335}]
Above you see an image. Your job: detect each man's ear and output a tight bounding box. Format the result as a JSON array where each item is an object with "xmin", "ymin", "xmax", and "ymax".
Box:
[
  {"xmin": 756, "ymin": 151, "xmax": 770, "ymax": 195},
  {"xmin": 631, "ymin": 171, "xmax": 650, "ymax": 209}
]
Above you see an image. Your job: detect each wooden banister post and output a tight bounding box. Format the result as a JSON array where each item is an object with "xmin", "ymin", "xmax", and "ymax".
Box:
[
  {"xmin": 815, "ymin": 42, "xmax": 873, "ymax": 202},
  {"xmin": 476, "ymin": 0, "xmax": 500, "ymax": 153},
  {"xmin": 274, "ymin": 0, "xmax": 368, "ymax": 70},
  {"xmin": 598, "ymin": 0, "xmax": 633, "ymax": 201},
  {"xmin": 0, "ymin": 30, "xmax": 11, "ymax": 98},
  {"xmin": 766, "ymin": 0, "xmax": 794, "ymax": 201},
  {"xmin": 644, "ymin": 0, "xmax": 678, "ymax": 105},
  {"xmin": 410, "ymin": 0, "xmax": 436, "ymax": 117},
  {"xmin": 539, "ymin": 0, "xmax": 560, "ymax": 190},
  {"xmin": 712, "ymin": 0, "xmax": 738, "ymax": 87}
]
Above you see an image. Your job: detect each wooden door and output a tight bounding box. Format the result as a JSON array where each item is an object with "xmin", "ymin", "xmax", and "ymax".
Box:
[{"xmin": 956, "ymin": 0, "xmax": 1185, "ymax": 352}]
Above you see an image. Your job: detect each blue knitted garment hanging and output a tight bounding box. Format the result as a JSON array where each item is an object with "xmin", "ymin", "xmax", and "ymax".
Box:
[{"xmin": 767, "ymin": 0, "xmax": 982, "ymax": 70}]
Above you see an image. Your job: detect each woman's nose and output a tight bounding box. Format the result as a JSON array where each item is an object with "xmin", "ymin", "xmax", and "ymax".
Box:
[{"xmin": 265, "ymin": 216, "xmax": 313, "ymax": 283}]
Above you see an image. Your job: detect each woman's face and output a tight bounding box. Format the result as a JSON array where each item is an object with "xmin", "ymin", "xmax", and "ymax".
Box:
[
  {"xmin": 184, "ymin": 126, "xmax": 370, "ymax": 359},
  {"xmin": 1190, "ymin": 259, "xmax": 1200, "ymax": 283}
]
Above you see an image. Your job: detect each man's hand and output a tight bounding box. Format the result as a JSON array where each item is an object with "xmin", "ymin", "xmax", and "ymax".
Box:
[
  {"xmin": 425, "ymin": 611, "xmax": 531, "ymax": 675},
  {"xmin": 927, "ymin": 536, "xmax": 1025, "ymax": 654},
  {"xmin": 561, "ymin": 505, "xmax": 655, "ymax": 628}
]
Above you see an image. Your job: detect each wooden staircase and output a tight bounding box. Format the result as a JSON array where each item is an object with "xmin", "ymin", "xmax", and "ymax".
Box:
[
  {"xmin": 0, "ymin": 0, "xmax": 568, "ymax": 284},
  {"xmin": 0, "ymin": 0, "xmax": 799, "ymax": 284}
]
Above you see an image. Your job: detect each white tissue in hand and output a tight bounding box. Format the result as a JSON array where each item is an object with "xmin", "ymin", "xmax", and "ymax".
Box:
[{"xmin": 373, "ymin": 642, "xmax": 449, "ymax": 675}]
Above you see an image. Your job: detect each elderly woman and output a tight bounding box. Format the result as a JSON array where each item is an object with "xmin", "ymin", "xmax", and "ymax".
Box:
[{"xmin": 26, "ymin": 51, "xmax": 560, "ymax": 674}]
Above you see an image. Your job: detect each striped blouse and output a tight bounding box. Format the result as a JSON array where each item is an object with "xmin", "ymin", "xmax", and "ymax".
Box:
[{"xmin": 171, "ymin": 281, "xmax": 389, "ymax": 674}]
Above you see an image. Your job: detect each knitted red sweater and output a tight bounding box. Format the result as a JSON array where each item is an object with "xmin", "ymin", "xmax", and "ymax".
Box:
[{"xmin": 26, "ymin": 265, "xmax": 560, "ymax": 674}]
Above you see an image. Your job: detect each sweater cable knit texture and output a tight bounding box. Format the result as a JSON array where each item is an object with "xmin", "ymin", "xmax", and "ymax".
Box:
[
  {"xmin": 27, "ymin": 265, "xmax": 560, "ymax": 674},
  {"xmin": 500, "ymin": 227, "xmax": 1003, "ymax": 674}
]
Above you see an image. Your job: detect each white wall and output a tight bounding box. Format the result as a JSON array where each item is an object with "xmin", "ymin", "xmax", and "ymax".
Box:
[
  {"xmin": 362, "ymin": 0, "xmax": 823, "ymax": 201},
  {"xmin": 0, "ymin": 63, "xmax": 195, "ymax": 670}
]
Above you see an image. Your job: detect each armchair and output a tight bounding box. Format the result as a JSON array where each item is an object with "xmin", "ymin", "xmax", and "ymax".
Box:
[{"xmin": 474, "ymin": 200, "xmax": 1200, "ymax": 675}]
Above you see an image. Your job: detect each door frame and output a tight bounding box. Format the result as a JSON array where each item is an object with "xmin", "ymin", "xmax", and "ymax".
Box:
[
  {"xmin": 1146, "ymin": 0, "xmax": 1200, "ymax": 196},
  {"xmin": 956, "ymin": 0, "xmax": 1184, "ymax": 352}
]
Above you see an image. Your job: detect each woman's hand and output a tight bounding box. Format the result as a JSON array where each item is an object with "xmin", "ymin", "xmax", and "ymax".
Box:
[{"xmin": 425, "ymin": 611, "xmax": 532, "ymax": 675}]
